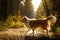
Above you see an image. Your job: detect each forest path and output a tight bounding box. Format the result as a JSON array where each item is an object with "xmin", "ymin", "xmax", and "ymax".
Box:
[
  {"xmin": 0, "ymin": 28, "xmax": 60, "ymax": 40},
  {"xmin": 0, "ymin": 27, "xmax": 27, "ymax": 40}
]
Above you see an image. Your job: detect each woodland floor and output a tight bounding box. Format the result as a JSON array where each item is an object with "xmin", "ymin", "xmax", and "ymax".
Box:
[{"xmin": 0, "ymin": 27, "xmax": 60, "ymax": 40}]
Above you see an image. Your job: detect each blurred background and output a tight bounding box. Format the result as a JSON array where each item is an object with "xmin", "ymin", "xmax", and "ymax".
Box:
[{"xmin": 0, "ymin": 0, "xmax": 60, "ymax": 32}]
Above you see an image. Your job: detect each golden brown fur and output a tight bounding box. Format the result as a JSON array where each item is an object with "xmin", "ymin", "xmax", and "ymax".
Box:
[{"xmin": 22, "ymin": 15, "xmax": 56, "ymax": 36}]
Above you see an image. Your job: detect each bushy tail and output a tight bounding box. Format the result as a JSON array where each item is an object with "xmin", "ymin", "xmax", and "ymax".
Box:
[{"xmin": 47, "ymin": 15, "xmax": 57, "ymax": 24}]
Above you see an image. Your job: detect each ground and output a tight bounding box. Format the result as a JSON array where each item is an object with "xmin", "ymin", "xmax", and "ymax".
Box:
[
  {"xmin": 0, "ymin": 27, "xmax": 60, "ymax": 40},
  {"xmin": 0, "ymin": 27, "xmax": 27, "ymax": 40}
]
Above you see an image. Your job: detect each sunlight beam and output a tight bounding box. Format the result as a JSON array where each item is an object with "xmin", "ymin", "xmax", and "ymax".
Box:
[{"xmin": 32, "ymin": 0, "xmax": 42, "ymax": 11}]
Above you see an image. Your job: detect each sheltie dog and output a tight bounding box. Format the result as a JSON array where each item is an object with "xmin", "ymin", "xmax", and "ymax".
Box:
[{"xmin": 22, "ymin": 15, "xmax": 56, "ymax": 36}]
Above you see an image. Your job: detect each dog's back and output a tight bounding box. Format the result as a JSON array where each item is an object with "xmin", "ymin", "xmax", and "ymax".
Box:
[{"xmin": 29, "ymin": 19, "xmax": 48, "ymax": 30}]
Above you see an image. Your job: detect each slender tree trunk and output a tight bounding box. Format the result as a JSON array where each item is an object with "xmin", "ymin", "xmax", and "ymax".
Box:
[
  {"xmin": 42, "ymin": 0, "xmax": 49, "ymax": 17},
  {"xmin": 1, "ymin": 0, "xmax": 7, "ymax": 20}
]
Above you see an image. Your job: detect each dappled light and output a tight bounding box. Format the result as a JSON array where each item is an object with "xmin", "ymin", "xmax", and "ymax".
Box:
[
  {"xmin": 32, "ymin": 0, "xmax": 42, "ymax": 11},
  {"xmin": 0, "ymin": 0, "xmax": 60, "ymax": 40}
]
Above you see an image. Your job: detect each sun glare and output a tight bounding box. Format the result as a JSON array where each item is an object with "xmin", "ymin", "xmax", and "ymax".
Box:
[{"xmin": 32, "ymin": 0, "xmax": 42, "ymax": 11}]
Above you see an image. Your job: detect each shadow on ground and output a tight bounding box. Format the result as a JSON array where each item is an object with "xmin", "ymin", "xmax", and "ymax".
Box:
[
  {"xmin": 25, "ymin": 35, "xmax": 60, "ymax": 40},
  {"xmin": 0, "ymin": 28, "xmax": 60, "ymax": 40}
]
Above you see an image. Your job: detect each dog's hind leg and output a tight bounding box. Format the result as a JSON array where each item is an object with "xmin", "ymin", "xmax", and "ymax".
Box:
[
  {"xmin": 46, "ymin": 29, "xmax": 49, "ymax": 37},
  {"xmin": 42, "ymin": 29, "xmax": 45, "ymax": 36}
]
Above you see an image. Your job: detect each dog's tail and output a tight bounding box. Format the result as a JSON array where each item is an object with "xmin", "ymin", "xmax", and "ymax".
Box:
[{"xmin": 47, "ymin": 15, "xmax": 57, "ymax": 24}]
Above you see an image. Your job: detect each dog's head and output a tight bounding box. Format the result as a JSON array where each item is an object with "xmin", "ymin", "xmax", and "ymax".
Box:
[
  {"xmin": 22, "ymin": 16, "xmax": 29, "ymax": 23},
  {"xmin": 22, "ymin": 16, "xmax": 27, "ymax": 23}
]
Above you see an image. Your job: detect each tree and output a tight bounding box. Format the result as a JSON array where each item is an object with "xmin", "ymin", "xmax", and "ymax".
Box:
[
  {"xmin": 0, "ymin": 0, "xmax": 21, "ymax": 20},
  {"xmin": 21, "ymin": 0, "xmax": 34, "ymax": 18},
  {"xmin": 51, "ymin": 0, "xmax": 60, "ymax": 27},
  {"xmin": 36, "ymin": 2, "xmax": 46, "ymax": 18},
  {"xmin": 0, "ymin": 0, "xmax": 7, "ymax": 20}
]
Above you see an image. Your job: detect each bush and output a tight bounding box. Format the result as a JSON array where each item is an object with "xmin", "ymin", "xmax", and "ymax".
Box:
[{"xmin": 0, "ymin": 15, "xmax": 24, "ymax": 28}]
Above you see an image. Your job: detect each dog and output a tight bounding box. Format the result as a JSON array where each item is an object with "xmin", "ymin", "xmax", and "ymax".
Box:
[{"xmin": 22, "ymin": 15, "xmax": 56, "ymax": 36}]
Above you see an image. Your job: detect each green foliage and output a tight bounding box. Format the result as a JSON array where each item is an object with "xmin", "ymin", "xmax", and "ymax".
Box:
[
  {"xmin": 0, "ymin": 15, "xmax": 24, "ymax": 28},
  {"xmin": 56, "ymin": 27, "xmax": 60, "ymax": 32},
  {"xmin": 51, "ymin": 26, "xmax": 57, "ymax": 32}
]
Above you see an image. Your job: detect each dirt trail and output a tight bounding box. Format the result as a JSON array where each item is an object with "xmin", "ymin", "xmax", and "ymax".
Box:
[
  {"xmin": 0, "ymin": 27, "xmax": 60, "ymax": 40},
  {"xmin": 0, "ymin": 27, "xmax": 27, "ymax": 40}
]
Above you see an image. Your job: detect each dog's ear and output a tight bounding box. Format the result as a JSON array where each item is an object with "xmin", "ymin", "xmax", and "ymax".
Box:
[
  {"xmin": 24, "ymin": 16, "xmax": 29, "ymax": 20},
  {"xmin": 22, "ymin": 16, "xmax": 27, "ymax": 21},
  {"xmin": 21, "ymin": 16, "xmax": 25, "ymax": 22},
  {"xmin": 22, "ymin": 16, "xmax": 26, "ymax": 19}
]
